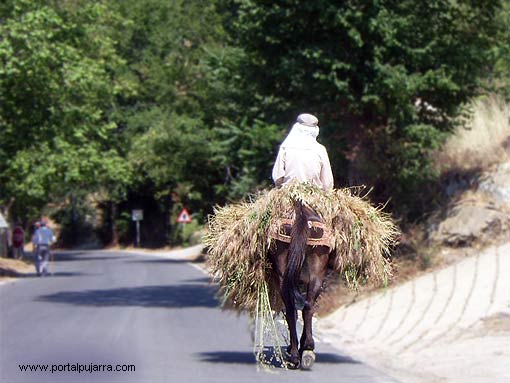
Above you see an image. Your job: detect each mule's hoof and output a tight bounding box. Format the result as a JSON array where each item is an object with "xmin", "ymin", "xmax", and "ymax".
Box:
[
  {"xmin": 286, "ymin": 359, "xmax": 301, "ymax": 370},
  {"xmin": 301, "ymin": 350, "xmax": 315, "ymax": 370}
]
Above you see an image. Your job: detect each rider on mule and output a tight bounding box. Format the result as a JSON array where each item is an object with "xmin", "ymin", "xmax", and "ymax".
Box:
[
  {"xmin": 206, "ymin": 113, "xmax": 396, "ymax": 370},
  {"xmin": 270, "ymin": 113, "xmax": 334, "ymax": 369},
  {"xmin": 272, "ymin": 113, "xmax": 333, "ymax": 191}
]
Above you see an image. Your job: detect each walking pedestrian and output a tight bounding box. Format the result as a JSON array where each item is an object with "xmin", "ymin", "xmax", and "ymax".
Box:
[
  {"xmin": 33, "ymin": 220, "xmax": 55, "ymax": 276},
  {"xmin": 11, "ymin": 224, "xmax": 25, "ymax": 259}
]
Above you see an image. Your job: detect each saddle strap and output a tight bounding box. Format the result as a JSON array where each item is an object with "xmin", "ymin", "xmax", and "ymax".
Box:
[{"xmin": 269, "ymin": 218, "xmax": 334, "ymax": 248}]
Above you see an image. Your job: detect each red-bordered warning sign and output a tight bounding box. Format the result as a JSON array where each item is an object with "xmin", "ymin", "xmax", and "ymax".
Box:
[{"xmin": 177, "ymin": 208, "xmax": 192, "ymax": 223}]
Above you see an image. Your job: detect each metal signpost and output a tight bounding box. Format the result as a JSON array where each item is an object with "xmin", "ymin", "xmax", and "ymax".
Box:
[
  {"xmin": 176, "ymin": 208, "xmax": 192, "ymax": 241},
  {"xmin": 132, "ymin": 209, "xmax": 143, "ymax": 247}
]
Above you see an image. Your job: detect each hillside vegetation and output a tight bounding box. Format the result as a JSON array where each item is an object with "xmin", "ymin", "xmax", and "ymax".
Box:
[{"xmin": 317, "ymin": 94, "xmax": 510, "ymax": 314}]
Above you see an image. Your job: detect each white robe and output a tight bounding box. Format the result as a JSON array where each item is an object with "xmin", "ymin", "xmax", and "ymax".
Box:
[{"xmin": 272, "ymin": 122, "xmax": 334, "ymax": 190}]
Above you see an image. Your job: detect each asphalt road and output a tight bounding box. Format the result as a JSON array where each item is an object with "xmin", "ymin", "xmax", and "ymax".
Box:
[{"xmin": 0, "ymin": 250, "xmax": 399, "ymax": 383}]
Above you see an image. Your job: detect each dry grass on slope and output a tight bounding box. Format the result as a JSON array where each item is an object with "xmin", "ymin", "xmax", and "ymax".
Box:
[{"xmin": 436, "ymin": 94, "xmax": 510, "ymax": 172}]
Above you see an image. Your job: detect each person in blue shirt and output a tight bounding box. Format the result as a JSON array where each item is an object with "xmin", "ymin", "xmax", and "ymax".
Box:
[{"xmin": 33, "ymin": 220, "xmax": 55, "ymax": 276}]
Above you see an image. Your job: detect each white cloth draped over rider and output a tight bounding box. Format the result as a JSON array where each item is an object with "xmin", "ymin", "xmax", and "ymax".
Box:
[{"xmin": 272, "ymin": 113, "xmax": 334, "ymax": 190}]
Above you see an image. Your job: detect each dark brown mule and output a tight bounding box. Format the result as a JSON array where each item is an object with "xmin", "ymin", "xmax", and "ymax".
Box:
[{"xmin": 268, "ymin": 201, "xmax": 332, "ymax": 370}]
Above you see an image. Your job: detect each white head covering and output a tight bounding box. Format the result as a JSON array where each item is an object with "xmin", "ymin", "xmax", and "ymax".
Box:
[{"xmin": 281, "ymin": 113, "xmax": 320, "ymax": 149}]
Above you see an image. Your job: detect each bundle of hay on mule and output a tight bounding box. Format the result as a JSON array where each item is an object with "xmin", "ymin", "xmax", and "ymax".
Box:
[{"xmin": 205, "ymin": 181, "xmax": 399, "ymax": 369}]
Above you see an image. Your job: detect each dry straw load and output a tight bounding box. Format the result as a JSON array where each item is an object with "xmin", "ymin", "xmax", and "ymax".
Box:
[{"xmin": 205, "ymin": 181, "xmax": 399, "ymax": 314}]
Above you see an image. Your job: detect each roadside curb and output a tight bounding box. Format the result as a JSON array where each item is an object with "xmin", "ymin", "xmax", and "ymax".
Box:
[
  {"xmin": 317, "ymin": 241, "xmax": 510, "ymax": 383},
  {"xmin": 104, "ymin": 244, "xmax": 206, "ymax": 262}
]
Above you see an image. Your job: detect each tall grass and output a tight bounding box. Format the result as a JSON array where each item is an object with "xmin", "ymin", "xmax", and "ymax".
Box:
[{"xmin": 437, "ymin": 94, "xmax": 510, "ymax": 171}]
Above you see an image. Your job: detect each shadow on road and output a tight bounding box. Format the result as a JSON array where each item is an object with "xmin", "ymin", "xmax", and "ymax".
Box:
[
  {"xmin": 21, "ymin": 271, "xmax": 91, "ymax": 278},
  {"xmin": 125, "ymin": 259, "xmax": 203, "ymax": 265},
  {"xmin": 197, "ymin": 350, "xmax": 358, "ymax": 366},
  {"xmin": 181, "ymin": 277, "xmax": 211, "ymax": 284},
  {"xmin": 50, "ymin": 271, "xmax": 92, "ymax": 277},
  {"xmin": 53, "ymin": 253, "xmax": 122, "ymax": 262},
  {"xmin": 197, "ymin": 351, "xmax": 256, "ymax": 365},
  {"xmin": 36, "ymin": 284, "xmax": 219, "ymax": 308}
]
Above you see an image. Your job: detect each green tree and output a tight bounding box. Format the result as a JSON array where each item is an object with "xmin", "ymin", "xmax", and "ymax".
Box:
[
  {"xmin": 491, "ymin": 0, "xmax": 510, "ymax": 96},
  {"xmin": 112, "ymin": 0, "xmax": 283, "ymax": 224},
  {"xmin": 0, "ymin": 0, "xmax": 135, "ymax": 221},
  {"xmin": 219, "ymin": 0, "xmax": 503, "ymax": 217},
  {"xmin": 211, "ymin": 118, "xmax": 282, "ymax": 200}
]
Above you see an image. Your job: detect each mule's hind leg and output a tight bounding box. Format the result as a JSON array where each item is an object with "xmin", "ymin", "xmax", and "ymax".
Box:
[
  {"xmin": 281, "ymin": 253, "xmax": 301, "ymax": 368},
  {"xmin": 299, "ymin": 247, "xmax": 329, "ymax": 367},
  {"xmin": 269, "ymin": 242, "xmax": 301, "ymax": 369},
  {"xmin": 283, "ymin": 298, "xmax": 301, "ymax": 368}
]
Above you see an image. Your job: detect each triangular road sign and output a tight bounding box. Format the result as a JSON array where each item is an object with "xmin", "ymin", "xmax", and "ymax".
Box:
[{"xmin": 177, "ymin": 208, "xmax": 192, "ymax": 223}]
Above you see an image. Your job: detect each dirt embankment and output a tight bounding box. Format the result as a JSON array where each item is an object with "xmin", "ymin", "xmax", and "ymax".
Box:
[{"xmin": 0, "ymin": 257, "xmax": 33, "ymax": 281}]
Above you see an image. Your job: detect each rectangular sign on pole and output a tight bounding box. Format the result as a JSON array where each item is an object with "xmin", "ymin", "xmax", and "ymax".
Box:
[
  {"xmin": 131, "ymin": 210, "xmax": 143, "ymax": 247},
  {"xmin": 132, "ymin": 209, "xmax": 143, "ymax": 221}
]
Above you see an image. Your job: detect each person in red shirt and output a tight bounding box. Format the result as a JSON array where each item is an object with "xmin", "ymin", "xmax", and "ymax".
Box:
[{"xmin": 12, "ymin": 225, "xmax": 25, "ymax": 259}]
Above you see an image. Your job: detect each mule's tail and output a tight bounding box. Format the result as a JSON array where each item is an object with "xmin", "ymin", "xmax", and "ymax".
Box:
[{"xmin": 283, "ymin": 200, "xmax": 310, "ymax": 311}]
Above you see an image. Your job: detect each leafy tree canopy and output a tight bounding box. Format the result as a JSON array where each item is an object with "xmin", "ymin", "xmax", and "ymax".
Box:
[
  {"xmin": 219, "ymin": 0, "xmax": 503, "ymax": 216},
  {"xmin": 0, "ymin": 0, "xmax": 135, "ymax": 218}
]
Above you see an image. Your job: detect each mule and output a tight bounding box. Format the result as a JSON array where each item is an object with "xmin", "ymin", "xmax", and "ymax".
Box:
[{"xmin": 268, "ymin": 201, "xmax": 332, "ymax": 370}]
